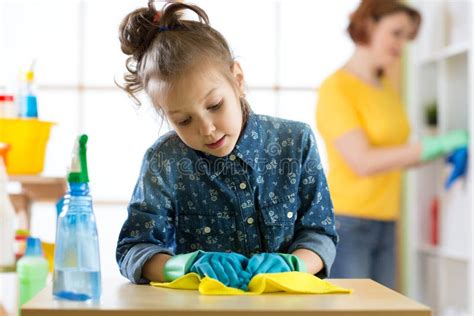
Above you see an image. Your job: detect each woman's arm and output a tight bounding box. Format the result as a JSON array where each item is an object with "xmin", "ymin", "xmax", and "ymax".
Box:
[{"xmin": 334, "ymin": 128, "xmax": 422, "ymax": 176}]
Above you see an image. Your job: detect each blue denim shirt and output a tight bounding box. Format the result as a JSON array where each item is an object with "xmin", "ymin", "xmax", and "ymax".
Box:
[{"xmin": 116, "ymin": 113, "xmax": 338, "ymax": 283}]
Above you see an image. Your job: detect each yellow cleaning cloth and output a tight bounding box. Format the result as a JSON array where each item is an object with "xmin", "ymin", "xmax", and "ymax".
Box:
[{"xmin": 150, "ymin": 271, "xmax": 352, "ymax": 296}]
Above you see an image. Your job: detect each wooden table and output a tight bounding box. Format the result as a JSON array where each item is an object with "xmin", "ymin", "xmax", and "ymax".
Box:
[
  {"xmin": 22, "ymin": 278, "xmax": 431, "ymax": 316},
  {"xmin": 8, "ymin": 175, "xmax": 67, "ymax": 230}
]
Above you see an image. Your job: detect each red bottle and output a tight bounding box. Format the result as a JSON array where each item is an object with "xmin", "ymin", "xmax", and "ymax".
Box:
[{"xmin": 430, "ymin": 197, "xmax": 439, "ymax": 246}]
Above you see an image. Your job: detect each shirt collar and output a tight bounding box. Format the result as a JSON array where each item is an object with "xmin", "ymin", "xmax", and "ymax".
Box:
[
  {"xmin": 195, "ymin": 113, "xmax": 261, "ymax": 178},
  {"xmin": 233, "ymin": 112, "xmax": 261, "ymax": 170}
]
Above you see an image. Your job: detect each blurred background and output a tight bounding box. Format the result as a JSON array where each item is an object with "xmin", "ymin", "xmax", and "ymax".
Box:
[{"xmin": 0, "ymin": 1, "xmax": 472, "ymax": 316}]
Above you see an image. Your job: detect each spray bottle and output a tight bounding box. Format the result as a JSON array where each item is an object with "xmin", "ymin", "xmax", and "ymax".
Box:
[
  {"xmin": 19, "ymin": 61, "xmax": 38, "ymax": 118},
  {"xmin": 52, "ymin": 135, "xmax": 101, "ymax": 300}
]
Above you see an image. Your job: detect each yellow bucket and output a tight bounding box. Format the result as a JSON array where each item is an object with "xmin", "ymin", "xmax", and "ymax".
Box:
[{"xmin": 0, "ymin": 118, "xmax": 54, "ymax": 175}]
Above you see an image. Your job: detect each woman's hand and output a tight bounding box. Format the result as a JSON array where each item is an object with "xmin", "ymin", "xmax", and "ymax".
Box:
[{"xmin": 421, "ymin": 130, "xmax": 468, "ymax": 161}]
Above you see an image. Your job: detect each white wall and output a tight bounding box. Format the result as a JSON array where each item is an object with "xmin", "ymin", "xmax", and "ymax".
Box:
[{"xmin": 1, "ymin": 0, "xmax": 358, "ymax": 278}]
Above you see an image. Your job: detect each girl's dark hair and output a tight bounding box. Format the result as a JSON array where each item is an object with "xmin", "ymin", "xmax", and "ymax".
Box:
[
  {"xmin": 348, "ymin": 0, "xmax": 421, "ymax": 44},
  {"xmin": 118, "ymin": 1, "xmax": 250, "ymax": 121}
]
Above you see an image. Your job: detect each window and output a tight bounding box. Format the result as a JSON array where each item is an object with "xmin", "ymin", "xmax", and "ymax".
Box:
[{"xmin": 1, "ymin": 0, "xmax": 357, "ymax": 276}]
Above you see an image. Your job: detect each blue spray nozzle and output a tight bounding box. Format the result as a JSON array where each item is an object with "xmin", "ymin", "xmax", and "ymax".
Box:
[{"xmin": 24, "ymin": 237, "xmax": 43, "ymax": 257}]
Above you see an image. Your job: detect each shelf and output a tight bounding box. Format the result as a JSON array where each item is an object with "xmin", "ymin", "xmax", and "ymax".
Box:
[
  {"xmin": 417, "ymin": 42, "xmax": 470, "ymax": 66},
  {"xmin": 417, "ymin": 244, "xmax": 470, "ymax": 262},
  {"xmin": 407, "ymin": 2, "xmax": 473, "ymax": 313}
]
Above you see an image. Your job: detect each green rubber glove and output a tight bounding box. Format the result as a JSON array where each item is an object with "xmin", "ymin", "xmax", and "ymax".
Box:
[
  {"xmin": 163, "ymin": 250, "xmax": 203, "ymax": 282},
  {"xmin": 421, "ymin": 130, "xmax": 469, "ymax": 161},
  {"xmin": 189, "ymin": 252, "xmax": 249, "ymax": 289},
  {"xmin": 245, "ymin": 253, "xmax": 307, "ymax": 277},
  {"xmin": 279, "ymin": 253, "xmax": 307, "ymax": 272}
]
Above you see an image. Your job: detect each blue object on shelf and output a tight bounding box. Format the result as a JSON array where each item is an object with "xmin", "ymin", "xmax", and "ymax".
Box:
[
  {"xmin": 20, "ymin": 69, "xmax": 38, "ymax": 118},
  {"xmin": 21, "ymin": 95, "xmax": 38, "ymax": 118}
]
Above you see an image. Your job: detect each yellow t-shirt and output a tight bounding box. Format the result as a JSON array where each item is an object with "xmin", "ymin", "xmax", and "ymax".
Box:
[{"xmin": 316, "ymin": 69, "xmax": 410, "ymax": 221}]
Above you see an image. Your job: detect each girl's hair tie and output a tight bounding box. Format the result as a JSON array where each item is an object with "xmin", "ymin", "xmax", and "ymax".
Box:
[
  {"xmin": 153, "ymin": 11, "xmax": 170, "ymax": 32},
  {"xmin": 153, "ymin": 11, "xmax": 161, "ymax": 23}
]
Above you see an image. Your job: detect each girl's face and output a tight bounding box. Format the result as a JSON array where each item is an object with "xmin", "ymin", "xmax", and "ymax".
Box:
[
  {"xmin": 157, "ymin": 62, "xmax": 245, "ymax": 157},
  {"xmin": 368, "ymin": 12, "xmax": 415, "ymax": 68}
]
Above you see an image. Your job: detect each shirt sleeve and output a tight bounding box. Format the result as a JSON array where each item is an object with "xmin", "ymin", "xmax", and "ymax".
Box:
[
  {"xmin": 316, "ymin": 80, "xmax": 362, "ymax": 141},
  {"xmin": 116, "ymin": 148, "xmax": 176, "ymax": 284},
  {"xmin": 287, "ymin": 126, "xmax": 338, "ymax": 278}
]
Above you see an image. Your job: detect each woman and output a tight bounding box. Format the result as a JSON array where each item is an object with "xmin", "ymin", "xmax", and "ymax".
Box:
[{"xmin": 316, "ymin": 0, "xmax": 467, "ymax": 289}]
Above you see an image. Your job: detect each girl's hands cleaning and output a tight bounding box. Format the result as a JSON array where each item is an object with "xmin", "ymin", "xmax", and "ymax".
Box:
[
  {"xmin": 163, "ymin": 251, "xmax": 309, "ymax": 291},
  {"xmin": 190, "ymin": 252, "xmax": 250, "ymax": 290}
]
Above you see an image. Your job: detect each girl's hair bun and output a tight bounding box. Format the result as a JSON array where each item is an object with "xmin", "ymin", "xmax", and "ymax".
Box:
[{"xmin": 117, "ymin": 2, "xmax": 232, "ymax": 106}]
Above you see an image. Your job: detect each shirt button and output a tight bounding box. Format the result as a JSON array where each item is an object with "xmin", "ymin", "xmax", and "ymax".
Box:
[
  {"xmin": 204, "ymin": 227, "xmax": 211, "ymax": 234},
  {"xmin": 239, "ymin": 182, "xmax": 247, "ymax": 190},
  {"xmin": 287, "ymin": 211, "xmax": 294, "ymax": 219},
  {"xmin": 247, "ymin": 217, "xmax": 254, "ymax": 225},
  {"xmin": 229, "ymin": 154, "xmax": 236, "ymax": 161}
]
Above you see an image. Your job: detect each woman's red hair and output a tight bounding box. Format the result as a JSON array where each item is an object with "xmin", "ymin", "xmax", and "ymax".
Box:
[{"xmin": 348, "ymin": 0, "xmax": 421, "ymax": 44}]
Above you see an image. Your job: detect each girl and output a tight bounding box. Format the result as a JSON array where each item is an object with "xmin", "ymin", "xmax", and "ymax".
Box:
[
  {"xmin": 317, "ymin": 0, "xmax": 467, "ymax": 289},
  {"xmin": 116, "ymin": 2, "xmax": 337, "ymax": 289}
]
